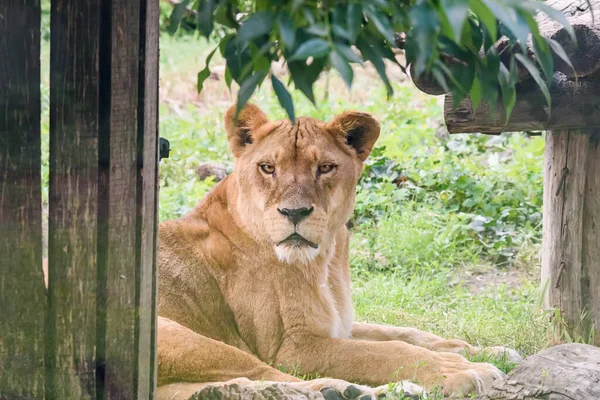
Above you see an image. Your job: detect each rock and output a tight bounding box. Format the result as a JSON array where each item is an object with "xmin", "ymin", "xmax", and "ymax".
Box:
[
  {"xmin": 190, "ymin": 382, "xmax": 325, "ymax": 399},
  {"xmin": 482, "ymin": 343, "xmax": 600, "ymax": 399},
  {"xmin": 196, "ymin": 162, "xmax": 228, "ymax": 182}
]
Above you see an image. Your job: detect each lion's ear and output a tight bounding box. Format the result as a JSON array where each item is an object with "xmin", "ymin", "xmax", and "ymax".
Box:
[
  {"xmin": 328, "ymin": 111, "xmax": 380, "ymax": 162},
  {"xmin": 224, "ymin": 103, "xmax": 269, "ymax": 157}
]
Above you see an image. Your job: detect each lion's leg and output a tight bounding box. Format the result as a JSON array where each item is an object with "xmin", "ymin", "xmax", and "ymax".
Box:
[
  {"xmin": 351, "ymin": 322, "xmax": 477, "ymax": 353},
  {"xmin": 158, "ymin": 317, "xmax": 423, "ymax": 400},
  {"xmin": 157, "ymin": 318, "xmax": 424, "ymax": 400},
  {"xmin": 276, "ymin": 335, "xmax": 504, "ymax": 397},
  {"xmin": 351, "ymin": 322, "xmax": 521, "ymax": 362},
  {"xmin": 157, "ymin": 317, "xmax": 297, "ymax": 386}
]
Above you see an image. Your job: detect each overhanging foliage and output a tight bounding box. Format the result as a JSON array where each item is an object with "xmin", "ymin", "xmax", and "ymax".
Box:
[{"xmin": 167, "ymin": 0, "xmax": 575, "ymax": 122}]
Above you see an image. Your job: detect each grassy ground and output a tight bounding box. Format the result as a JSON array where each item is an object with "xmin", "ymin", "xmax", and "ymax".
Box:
[
  {"xmin": 156, "ymin": 35, "xmax": 553, "ymax": 361},
  {"xmin": 39, "ymin": 31, "xmax": 554, "ymax": 376}
]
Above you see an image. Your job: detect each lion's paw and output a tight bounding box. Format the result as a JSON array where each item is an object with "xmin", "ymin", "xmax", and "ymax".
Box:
[
  {"xmin": 435, "ymin": 352, "xmax": 504, "ymax": 397},
  {"xmin": 371, "ymin": 381, "xmax": 427, "ymax": 399},
  {"xmin": 306, "ymin": 379, "xmax": 426, "ymax": 399}
]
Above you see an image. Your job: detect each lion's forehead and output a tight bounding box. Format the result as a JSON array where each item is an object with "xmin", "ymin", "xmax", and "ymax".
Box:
[{"xmin": 253, "ymin": 118, "xmax": 339, "ymax": 163}]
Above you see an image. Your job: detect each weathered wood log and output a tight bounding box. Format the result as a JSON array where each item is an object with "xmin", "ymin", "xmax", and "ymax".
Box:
[
  {"xmin": 483, "ymin": 343, "xmax": 600, "ymax": 399},
  {"xmin": 444, "ymin": 73, "xmax": 600, "ymax": 134},
  {"xmin": 538, "ymin": 0, "xmax": 600, "ymax": 79},
  {"xmin": 541, "ymin": 130, "xmax": 600, "ymax": 347},
  {"xmin": 0, "ymin": 1, "xmax": 45, "ymax": 398}
]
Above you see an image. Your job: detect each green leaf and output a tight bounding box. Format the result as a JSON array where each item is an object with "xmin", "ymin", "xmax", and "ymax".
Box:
[
  {"xmin": 214, "ymin": 3, "xmax": 238, "ymax": 29},
  {"xmin": 238, "ymin": 11, "xmax": 275, "ymax": 42},
  {"xmin": 306, "ymin": 23, "xmax": 328, "ymax": 37},
  {"xmin": 289, "ymin": 38, "xmax": 331, "ymax": 61},
  {"xmin": 469, "ymin": 0, "xmax": 497, "ymax": 41},
  {"xmin": 364, "ymin": 7, "xmax": 396, "ymax": 44},
  {"xmin": 347, "ymin": 4, "xmax": 363, "ymax": 43},
  {"xmin": 335, "ymin": 44, "xmax": 363, "ymax": 64},
  {"xmin": 431, "ymin": 66, "xmax": 451, "ymax": 93},
  {"xmin": 197, "ymin": 47, "xmax": 218, "ymax": 93},
  {"xmin": 498, "ymin": 62, "xmax": 516, "ymax": 123},
  {"xmin": 523, "ymin": 12, "xmax": 553, "ymax": 83},
  {"xmin": 291, "ymin": 0, "xmax": 303, "ymax": 12},
  {"xmin": 483, "ymin": 0, "xmax": 530, "ymax": 52},
  {"xmin": 470, "ymin": 76, "xmax": 482, "ymax": 110},
  {"xmin": 278, "ymin": 13, "xmax": 296, "ymax": 50},
  {"xmin": 519, "ymin": 1, "xmax": 576, "ymax": 43},
  {"xmin": 356, "ymin": 37, "xmax": 393, "ymax": 97},
  {"xmin": 407, "ymin": 0, "xmax": 440, "ymax": 76},
  {"xmin": 435, "ymin": 60, "xmax": 467, "ymax": 95},
  {"xmin": 547, "ymin": 38, "xmax": 576, "ymax": 78},
  {"xmin": 196, "ymin": 0, "xmax": 216, "ymax": 38},
  {"xmin": 441, "ymin": 0, "xmax": 470, "ymax": 41},
  {"xmin": 329, "ymin": 49, "xmax": 354, "ymax": 88},
  {"xmin": 168, "ymin": 0, "xmax": 191, "ymax": 35},
  {"xmin": 249, "ymin": 42, "xmax": 271, "ymax": 73},
  {"xmin": 271, "ymin": 74, "xmax": 295, "ymax": 123},
  {"xmin": 236, "ymin": 71, "xmax": 268, "ymax": 117},
  {"xmin": 288, "ymin": 57, "xmax": 327, "ymax": 104},
  {"xmin": 332, "ymin": 25, "xmax": 351, "ymax": 41},
  {"xmin": 224, "ymin": 36, "xmax": 253, "ymax": 83},
  {"xmin": 515, "ymin": 53, "xmax": 551, "ymax": 109},
  {"xmin": 225, "ymin": 65, "xmax": 233, "ymax": 90},
  {"xmin": 533, "ymin": 35, "xmax": 554, "ymax": 84}
]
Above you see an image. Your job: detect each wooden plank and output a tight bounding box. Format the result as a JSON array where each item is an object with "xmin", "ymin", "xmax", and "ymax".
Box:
[
  {"xmin": 0, "ymin": 1, "xmax": 45, "ymax": 397},
  {"xmin": 47, "ymin": 0, "xmax": 101, "ymax": 398},
  {"xmin": 135, "ymin": 0, "xmax": 160, "ymax": 397},
  {"xmin": 97, "ymin": 0, "xmax": 142, "ymax": 398}
]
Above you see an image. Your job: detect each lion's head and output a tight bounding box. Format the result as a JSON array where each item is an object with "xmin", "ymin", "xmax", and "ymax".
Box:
[{"xmin": 224, "ymin": 104, "xmax": 380, "ymax": 264}]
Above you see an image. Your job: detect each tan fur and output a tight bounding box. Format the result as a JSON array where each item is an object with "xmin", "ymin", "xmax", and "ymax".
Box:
[{"xmin": 156, "ymin": 105, "xmax": 504, "ymax": 398}]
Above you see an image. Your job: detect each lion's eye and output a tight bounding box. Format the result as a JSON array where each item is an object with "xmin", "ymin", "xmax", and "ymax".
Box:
[
  {"xmin": 259, "ymin": 164, "xmax": 275, "ymax": 174},
  {"xmin": 318, "ymin": 164, "xmax": 336, "ymax": 175}
]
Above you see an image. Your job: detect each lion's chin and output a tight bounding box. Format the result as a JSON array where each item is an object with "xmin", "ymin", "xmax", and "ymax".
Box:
[{"xmin": 274, "ymin": 244, "xmax": 320, "ymax": 265}]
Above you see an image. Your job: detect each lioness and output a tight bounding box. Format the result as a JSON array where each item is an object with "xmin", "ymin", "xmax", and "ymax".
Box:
[{"xmin": 157, "ymin": 104, "xmax": 507, "ymax": 399}]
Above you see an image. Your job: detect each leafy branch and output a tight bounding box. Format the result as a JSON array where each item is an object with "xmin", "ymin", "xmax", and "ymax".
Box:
[{"xmin": 166, "ymin": 0, "xmax": 574, "ymax": 123}]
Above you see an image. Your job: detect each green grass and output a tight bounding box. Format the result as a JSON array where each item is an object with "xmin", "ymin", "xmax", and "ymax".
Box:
[{"xmin": 39, "ymin": 31, "xmax": 553, "ymax": 377}]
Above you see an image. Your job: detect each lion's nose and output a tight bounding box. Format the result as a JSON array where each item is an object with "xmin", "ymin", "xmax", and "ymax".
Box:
[{"xmin": 278, "ymin": 207, "xmax": 314, "ymax": 225}]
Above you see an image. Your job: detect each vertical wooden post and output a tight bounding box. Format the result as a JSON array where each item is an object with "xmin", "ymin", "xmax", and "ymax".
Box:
[
  {"xmin": 136, "ymin": 0, "xmax": 160, "ymax": 397},
  {"xmin": 48, "ymin": 0, "xmax": 159, "ymax": 398},
  {"xmin": 542, "ymin": 130, "xmax": 600, "ymax": 346},
  {"xmin": 48, "ymin": 0, "xmax": 101, "ymax": 397},
  {"xmin": 0, "ymin": 1, "xmax": 45, "ymax": 398}
]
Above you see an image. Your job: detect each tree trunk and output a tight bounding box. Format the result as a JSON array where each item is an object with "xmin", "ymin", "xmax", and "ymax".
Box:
[{"xmin": 541, "ymin": 130, "xmax": 600, "ymax": 346}]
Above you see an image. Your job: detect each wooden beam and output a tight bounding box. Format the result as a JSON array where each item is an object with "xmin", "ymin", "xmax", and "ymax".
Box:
[
  {"xmin": 0, "ymin": 1, "xmax": 45, "ymax": 397},
  {"xmin": 444, "ymin": 74, "xmax": 600, "ymax": 134}
]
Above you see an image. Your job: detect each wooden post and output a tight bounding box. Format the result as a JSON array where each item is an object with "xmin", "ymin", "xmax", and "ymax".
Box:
[
  {"xmin": 47, "ymin": 0, "xmax": 159, "ymax": 398},
  {"xmin": 541, "ymin": 130, "xmax": 600, "ymax": 345},
  {"xmin": 0, "ymin": 1, "xmax": 45, "ymax": 398}
]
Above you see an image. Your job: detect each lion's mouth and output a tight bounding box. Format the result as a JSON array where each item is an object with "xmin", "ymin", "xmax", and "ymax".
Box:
[{"xmin": 277, "ymin": 233, "xmax": 319, "ymax": 249}]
